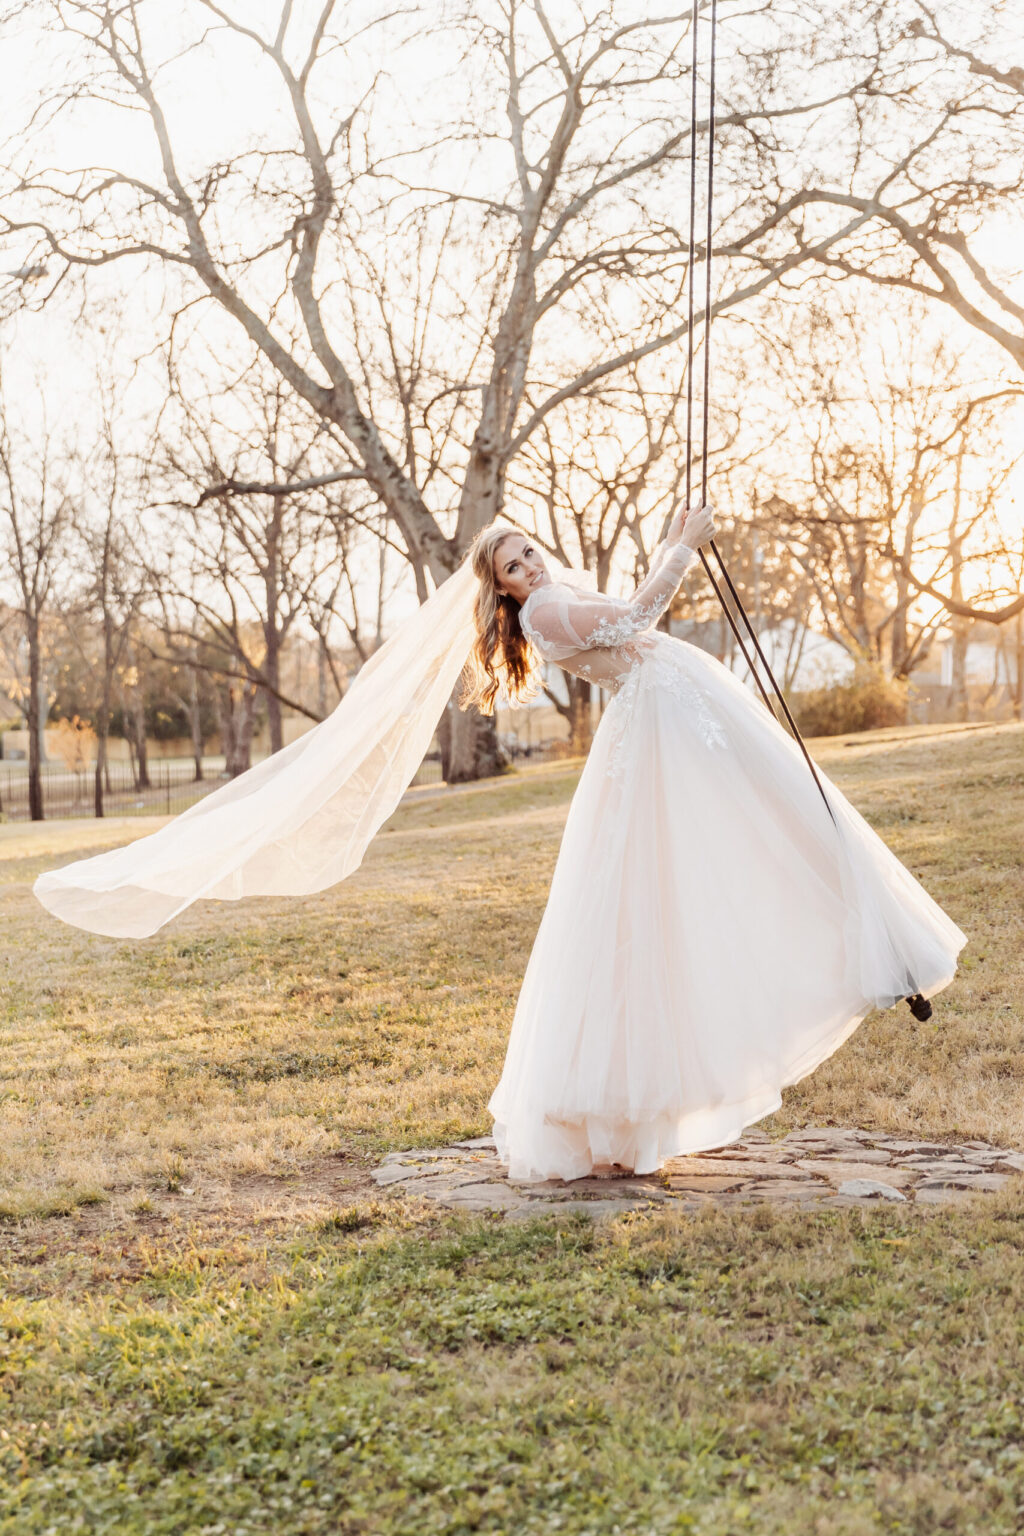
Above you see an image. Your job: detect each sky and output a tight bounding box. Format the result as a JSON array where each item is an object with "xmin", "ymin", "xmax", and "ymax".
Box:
[{"xmin": 0, "ymin": 0, "xmax": 1021, "ymax": 643}]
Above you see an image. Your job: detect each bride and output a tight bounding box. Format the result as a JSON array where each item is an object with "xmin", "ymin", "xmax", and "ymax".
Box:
[
  {"xmin": 461, "ymin": 502, "xmax": 966, "ymax": 1182},
  {"xmin": 33, "ymin": 499, "xmax": 966, "ymax": 1185}
]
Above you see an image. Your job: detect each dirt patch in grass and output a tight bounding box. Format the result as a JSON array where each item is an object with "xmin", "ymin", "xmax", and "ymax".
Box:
[{"xmin": 0, "ymin": 1149, "xmax": 383, "ymax": 1301}]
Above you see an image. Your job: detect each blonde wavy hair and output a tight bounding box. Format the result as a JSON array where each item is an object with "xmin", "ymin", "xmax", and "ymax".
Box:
[{"xmin": 460, "ymin": 522, "xmax": 544, "ymax": 715}]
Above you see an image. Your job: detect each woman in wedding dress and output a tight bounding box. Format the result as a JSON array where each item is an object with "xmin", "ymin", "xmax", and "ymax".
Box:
[
  {"xmin": 34, "ymin": 498, "xmax": 966, "ymax": 1188},
  {"xmin": 463, "ymin": 503, "xmax": 967, "ymax": 1184}
]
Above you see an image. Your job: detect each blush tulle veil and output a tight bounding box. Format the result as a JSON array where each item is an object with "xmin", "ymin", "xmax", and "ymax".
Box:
[{"xmin": 33, "ymin": 557, "xmax": 479, "ymax": 938}]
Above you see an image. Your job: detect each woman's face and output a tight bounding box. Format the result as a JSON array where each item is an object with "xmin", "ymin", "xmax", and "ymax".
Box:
[{"xmin": 494, "ymin": 534, "xmax": 550, "ymax": 605}]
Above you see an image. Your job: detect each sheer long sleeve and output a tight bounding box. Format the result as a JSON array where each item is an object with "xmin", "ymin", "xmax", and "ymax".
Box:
[{"xmin": 521, "ymin": 539, "xmax": 699, "ymax": 661}]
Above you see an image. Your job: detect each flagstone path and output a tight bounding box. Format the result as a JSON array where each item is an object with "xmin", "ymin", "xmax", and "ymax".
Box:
[{"xmin": 370, "ymin": 1126, "xmax": 1024, "ymax": 1219}]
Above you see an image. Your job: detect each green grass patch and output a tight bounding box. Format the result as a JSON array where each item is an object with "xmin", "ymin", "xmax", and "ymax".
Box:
[
  {"xmin": 4, "ymin": 1199, "xmax": 1024, "ymax": 1534},
  {"xmin": 1, "ymin": 727, "xmax": 1023, "ymax": 1533}
]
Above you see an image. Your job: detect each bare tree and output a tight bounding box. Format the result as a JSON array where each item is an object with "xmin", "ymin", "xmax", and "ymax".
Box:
[
  {"xmin": 742, "ymin": 4, "xmax": 1024, "ymax": 416},
  {"xmin": 0, "ymin": 0, "xmax": 900, "ymax": 778},
  {"xmin": 154, "ymin": 364, "xmax": 368, "ymax": 753},
  {"xmin": 0, "ymin": 389, "xmax": 69, "ymax": 819},
  {"xmin": 66, "ymin": 398, "xmax": 150, "ymax": 814},
  {"xmin": 167, "ymin": 627, "xmax": 209, "ymax": 783},
  {"xmin": 743, "ymin": 298, "xmax": 1024, "ymax": 675}
]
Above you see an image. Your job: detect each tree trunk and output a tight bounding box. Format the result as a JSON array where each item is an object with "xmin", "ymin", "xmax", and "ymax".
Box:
[
  {"xmin": 131, "ymin": 692, "xmax": 151, "ymax": 789},
  {"xmin": 262, "ymin": 515, "xmax": 285, "ymax": 755},
  {"xmin": 568, "ymin": 678, "xmax": 592, "ymax": 754},
  {"xmin": 949, "ymin": 618, "xmax": 970, "ymax": 723},
  {"xmin": 429, "ymin": 596, "xmax": 504, "ymax": 785},
  {"xmin": 219, "ymin": 683, "xmax": 258, "ymax": 777},
  {"xmin": 217, "ymin": 690, "xmax": 235, "ymax": 776},
  {"xmin": 233, "ymin": 687, "xmax": 257, "ymax": 776},
  {"xmin": 437, "ymin": 700, "xmax": 453, "ymax": 783},
  {"xmin": 262, "ymin": 616, "xmax": 284, "ymax": 754},
  {"xmin": 95, "ymin": 613, "xmax": 114, "ymax": 817},
  {"xmin": 186, "ymin": 663, "xmax": 204, "ymax": 781},
  {"xmin": 93, "ymin": 688, "xmax": 108, "ymax": 819},
  {"xmin": 948, "ymin": 499, "xmax": 969, "ymax": 722},
  {"xmin": 446, "ymin": 698, "xmax": 506, "ymax": 783},
  {"xmin": 26, "ymin": 613, "xmax": 43, "ymax": 821},
  {"xmin": 317, "ymin": 637, "xmax": 329, "ymax": 718},
  {"xmin": 36, "ymin": 677, "xmax": 49, "ymax": 766},
  {"xmin": 446, "ymin": 437, "xmax": 510, "ymax": 783},
  {"xmin": 94, "ymin": 729, "xmax": 106, "ymax": 818},
  {"xmin": 265, "ymin": 681, "xmax": 283, "ymax": 755}
]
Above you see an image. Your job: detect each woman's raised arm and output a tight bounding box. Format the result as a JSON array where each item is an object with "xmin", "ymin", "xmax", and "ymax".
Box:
[{"xmin": 523, "ymin": 538, "xmax": 700, "ymax": 655}]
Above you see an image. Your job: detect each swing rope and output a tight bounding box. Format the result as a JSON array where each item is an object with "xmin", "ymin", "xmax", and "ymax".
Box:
[
  {"xmin": 684, "ymin": 0, "xmax": 933, "ymax": 1022},
  {"xmin": 684, "ymin": 0, "xmax": 838, "ymax": 830}
]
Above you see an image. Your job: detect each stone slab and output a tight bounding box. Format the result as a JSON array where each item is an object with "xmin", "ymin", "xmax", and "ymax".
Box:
[
  {"xmin": 780, "ymin": 1127, "xmax": 872, "ymax": 1144},
  {"xmin": 429, "ymin": 1181, "xmax": 528, "ymax": 1210},
  {"xmin": 837, "ymin": 1179, "xmax": 907, "ymax": 1202},
  {"xmin": 522, "ymin": 1180, "xmax": 670, "ymax": 1202},
  {"xmin": 666, "ymin": 1174, "xmax": 751, "ymax": 1194},
  {"xmin": 371, "ymin": 1161, "xmax": 465, "ymax": 1183},
  {"xmin": 371, "ymin": 1163, "xmax": 430, "ymax": 1187},
  {"xmin": 697, "ymin": 1136, "xmax": 783, "ymax": 1155},
  {"xmin": 916, "ymin": 1173, "xmax": 1010, "ymax": 1193},
  {"xmin": 795, "ymin": 1159, "xmax": 918, "ymax": 1189},
  {"xmin": 914, "ymin": 1185, "xmax": 985, "ymax": 1206},
  {"xmin": 868, "ymin": 1138, "xmax": 957, "ymax": 1156},
  {"xmin": 900, "ymin": 1158, "xmax": 992, "ymax": 1177},
  {"xmin": 799, "ymin": 1146, "xmax": 893, "ymax": 1165},
  {"xmin": 663, "ymin": 1157, "xmax": 813, "ymax": 1180},
  {"xmin": 371, "ymin": 1129, "xmax": 1024, "ymax": 1216},
  {"xmin": 742, "ymin": 1180, "xmax": 834, "ymax": 1201}
]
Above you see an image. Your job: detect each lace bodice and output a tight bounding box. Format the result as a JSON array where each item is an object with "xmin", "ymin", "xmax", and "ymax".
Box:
[{"xmin": 519, "ymin": 537, "xmax": 699, "ymax": 692}]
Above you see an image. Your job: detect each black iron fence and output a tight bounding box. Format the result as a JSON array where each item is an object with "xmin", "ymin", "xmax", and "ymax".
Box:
[
  {"xmin": 0, "ymin": 759, "xmax": 217, "ymax": 822},
  {"xmin": 0, "ymin": 751, "xmax": 448, "ymax": 823}
]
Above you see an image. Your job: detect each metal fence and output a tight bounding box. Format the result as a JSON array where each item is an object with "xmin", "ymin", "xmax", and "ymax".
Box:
[
  {"xmin": 0, "ymin": 759, "xmax": 215, "ymax": 822},
  {"xmin": 0, "ymin": 752, "xmax": 448, "ymax": 823}
]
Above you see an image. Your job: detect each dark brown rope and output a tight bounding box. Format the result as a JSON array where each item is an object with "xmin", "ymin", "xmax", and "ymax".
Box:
[
  {"xmin": 687, "ymin": 0, "xmax": 838, "ymax": 829},
  {"xmin": 683, "ymin": 1, "xmax": 789, "ymax": 742},
  {"xmin": 685, "ymin": 2, "xmax": 934, "ymax": 1017}
]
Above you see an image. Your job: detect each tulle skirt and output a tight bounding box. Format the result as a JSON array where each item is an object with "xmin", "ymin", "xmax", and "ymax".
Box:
[{"xmin": 488, "ymin": 634, "xmax": 967, "ymax": 1182}]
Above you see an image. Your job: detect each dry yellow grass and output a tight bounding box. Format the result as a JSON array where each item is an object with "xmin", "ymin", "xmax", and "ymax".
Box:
[{"xmin": 0, "ymin": 721, "xmax": 1021, "ymax": 1222}]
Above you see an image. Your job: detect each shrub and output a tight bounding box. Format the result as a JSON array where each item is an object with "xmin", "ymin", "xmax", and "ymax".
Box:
[
  {"xmin": 791, "ymin": 660, "xmax": 909, "ymax": 737},
  {"xmin": 50, "ymin": 714, "xmax": 97, "ymax": 771}
]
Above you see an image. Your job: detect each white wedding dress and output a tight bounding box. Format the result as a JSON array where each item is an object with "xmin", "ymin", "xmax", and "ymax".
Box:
[
  {"xmin": 487, "ymin": 537, "xmax": 967, "ymax": 1183},
  {"xmin": 32, "ymin": 524, "xmax": 966, "ymax": 1190}
]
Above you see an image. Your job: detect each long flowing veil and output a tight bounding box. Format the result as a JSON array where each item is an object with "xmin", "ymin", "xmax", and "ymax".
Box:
[{"xmin": 34, "ymin": 557, "xmax": 479, "ymax": 938}]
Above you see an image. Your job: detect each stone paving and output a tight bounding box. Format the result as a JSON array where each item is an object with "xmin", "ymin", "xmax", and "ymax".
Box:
[{"xmin": 370, "ymin": 1126, "xmax": 1024, "ymax": 1220}]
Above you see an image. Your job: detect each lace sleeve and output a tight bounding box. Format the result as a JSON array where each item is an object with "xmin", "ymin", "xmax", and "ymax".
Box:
[{"xmin": 522, "ymin": 540, "xmax": 698, "ymax": 658}]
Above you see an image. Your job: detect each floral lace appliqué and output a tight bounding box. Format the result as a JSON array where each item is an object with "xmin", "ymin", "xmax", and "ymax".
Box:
[
  {"xmin": 650, "ymin": 654, "xmax": 728, "ymax": 751},
  {"xmin": 586, "ymin": 599, "xmax": 663, "ymax": 649},
  {"xmin": 603, "ymin": 664, "xmax": 644, "ymax": 784}
]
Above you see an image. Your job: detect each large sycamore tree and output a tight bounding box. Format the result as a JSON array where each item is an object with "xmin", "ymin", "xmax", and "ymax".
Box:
[{"xmin": 2, "ymin": 0, "xmax": 1022, "ymax": 773}]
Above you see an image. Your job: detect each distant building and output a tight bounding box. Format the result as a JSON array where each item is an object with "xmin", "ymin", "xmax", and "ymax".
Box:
[
  {"xmin": 936, "ymin": 627, "xmax": 1020, "ymax": 688},
  {"xmin": 669, "ymin": 616, "xmax": 855, "ymax": 690},
  {"xmin": 907, "ymin": 622, "xmax": 1023, "ymax": 724}
]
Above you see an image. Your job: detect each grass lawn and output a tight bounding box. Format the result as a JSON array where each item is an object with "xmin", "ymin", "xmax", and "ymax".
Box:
[{"xmin": 1, "ymin": 721, "xmax": 1023, "ymax": 1534}]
